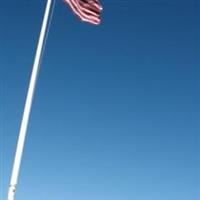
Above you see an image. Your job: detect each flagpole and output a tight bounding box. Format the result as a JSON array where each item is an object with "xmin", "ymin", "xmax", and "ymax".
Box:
[{"xmin": 7, "ymin": 1, "xmax": 53, "ymax": 200}]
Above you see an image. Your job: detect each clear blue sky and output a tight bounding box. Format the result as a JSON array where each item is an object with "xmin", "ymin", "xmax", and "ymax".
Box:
[{"xmin": 1, "ymin": 0, "xmax": 199, "ymax": 200}]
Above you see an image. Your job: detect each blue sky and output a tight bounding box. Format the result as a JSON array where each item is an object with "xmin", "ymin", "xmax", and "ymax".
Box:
[{"xmin": 1, "ymin": 0, "xmax": 199, "ymax": 200}]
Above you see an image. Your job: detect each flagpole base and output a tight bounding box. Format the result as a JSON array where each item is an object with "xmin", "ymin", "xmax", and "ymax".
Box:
[{"xmin": 8, "ymin": 185, "xmax": 16, "ymax": 200}]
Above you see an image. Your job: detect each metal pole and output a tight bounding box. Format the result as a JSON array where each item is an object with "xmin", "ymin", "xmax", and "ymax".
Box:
[{"xmin": 7, "ymin": 1, "xmax": 53, "ymax": 199}]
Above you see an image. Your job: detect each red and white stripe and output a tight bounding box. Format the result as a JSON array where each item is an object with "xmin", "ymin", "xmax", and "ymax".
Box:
[{"xmin": 63, "ymin": 0, "xmax": 103, "ymax": 25}]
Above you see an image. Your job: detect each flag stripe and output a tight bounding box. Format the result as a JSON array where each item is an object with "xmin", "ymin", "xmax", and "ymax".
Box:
[
  {"xmin": 78, "ymin": 1, "xmax": 100, "ymax": 16},
  {"xmin": 65, "ymin": 0, "xmax": 100, "ymax": 21},
  {"xmin": 77, "ymin": 1, "xmax": 99, "ymax": 17},
  {"xmin": 63, "ymin": 0, "xmax": 102, "ymax": 25},
  {"xmin": 64, "ymin": 0, "xmax": 99, "ymax": 24}
]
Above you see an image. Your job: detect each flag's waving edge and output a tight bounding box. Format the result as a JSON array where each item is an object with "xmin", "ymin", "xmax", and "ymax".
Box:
[{"xmin": 63, "ymin": 0, "xmax": 103, "ymax": 25}]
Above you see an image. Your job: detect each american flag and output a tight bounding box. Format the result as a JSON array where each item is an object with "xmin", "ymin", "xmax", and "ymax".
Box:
[{"xmin": 63, "ymin": 0, "xmax": 103, "ymax": 25}]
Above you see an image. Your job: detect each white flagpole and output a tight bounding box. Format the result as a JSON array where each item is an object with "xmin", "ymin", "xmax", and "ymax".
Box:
[{"xmin": 8, "ymin": 1, "xmax": 53, "ymax": 200}]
